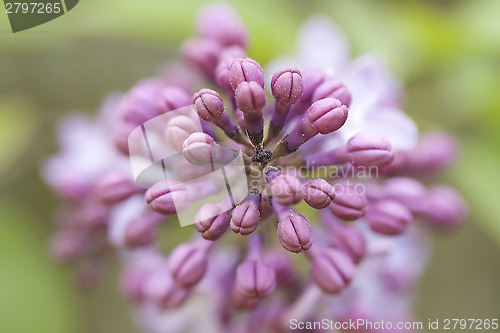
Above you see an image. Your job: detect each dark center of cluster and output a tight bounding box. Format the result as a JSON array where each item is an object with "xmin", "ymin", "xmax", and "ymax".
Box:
[{"xmin": 251, "ymin": 148, "xmax": 273, "ymax": 166}]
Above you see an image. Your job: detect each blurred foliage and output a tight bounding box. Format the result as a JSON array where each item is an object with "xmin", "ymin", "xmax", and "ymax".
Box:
[{"xmin": 1, "ymin": 0, "xmax": 500, "ymax": 332}]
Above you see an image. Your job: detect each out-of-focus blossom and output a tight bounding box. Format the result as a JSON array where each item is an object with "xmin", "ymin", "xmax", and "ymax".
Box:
[{"xmin": 42, "ymin": 3, "xmax": 467, "ymax": 333}]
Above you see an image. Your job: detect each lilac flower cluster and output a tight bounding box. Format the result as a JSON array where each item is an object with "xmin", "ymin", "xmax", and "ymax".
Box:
[{"xmin": 42, "ymin": 3, "xmax": 467, "ymax": 332}]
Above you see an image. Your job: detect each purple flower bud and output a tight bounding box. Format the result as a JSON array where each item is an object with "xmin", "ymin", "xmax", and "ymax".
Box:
[
  {"xmin": 273, "ymin": 98, "xmax": 348, "ymax": 159},
  {"xmin": 124, "ymin": 213, "xmax": 163, "ymax": 248},
  {"xmin": 164, "ymin": 115, "xmax": 199, "ymax": 151},
  {"xmin": 420, "ymin": 185, "xmax": 467, "ymax": 228},
  {"xmin": 329, "ymin": 184, "xmax": 367, "ymax": 221},
  {"xmin": 181, "ymin": 132, "xmax": 215, "ymax": 164},
  {"xmin": 259, "ymin": 192, "xmax": 274, "ymax": 220},
  {"xmin": 267, "ymin": 68, "xmax": 304, "ymax": 139},
  {"xmin": 96, "ymin": 172, "xmax": 139, "ymax": 204},
  {"xmin": 168, "ymin": 240, "xmax": 212, "ymax": 289},
  {"xmin": 300, "ymin": 67, "xmax": 327, "ymax": 103},
  {"xmin": 195, "ymin": 203, "xmax": 230, "ymax": 240},
  {"xmin": 304, "ymin": 146, "xmax": 349, "ymax": 168},
  {"xmin": 312, "ymin": 79, "xmax": 352, "ymax": 107},
  {"xmin": 230, "ymin": 193, "xmax": 261, "ymax": 235},
  {"xmin": 267, "ymin": 171, "xmax": 304, "ymax": 206},
  {"xmin": 271, "ymin": 67, "xmax": 303, "ymax": 106},
  {"xmin": 235, "ymin": 260, "xmax": 276, "ymax": 299},
  {"xmin": 332, "ymin": 225, "xmax": 367, "ymax": 264},
  {"xmin": 192, "ymin": 88, "xmax": 244, "ymax": 142},
  {"xmin": 383, "ymin": 177, "xmax": 427, "ymax": 213},
  {"xmin": 367, "ymin": 200, "xmax": 412, "ymax": 235},
  {"xmin": 121, "ymin": 79, "xmax": 168, "ymax": 125},
  {"xmin": 50, "ymin": 230, "xmax": 88, "ymax": 263},
  {"xmin": 274, "ymin": 203, "xmax": 313, "ymax": 253},
  {"xmin": 145, "ymin": 180, "xmax": 189, "ymax": 215},
  {"xmin": 114, "ymin": 121, "xmax": 136, "ymax": 155},
  {"xmin": 193, "ymin": 88, "xmax": 225, "ymax": 121},
  {"xmin": 76, "ymin": 200, "xmax": 110, "ymax": 229},
  {"xmin": 197, "ymin": 3, "xmax": 248, "ymax": 47},
  {"xmin": 232, "ymin": 288, "xmax": 260, "ymax": 309},
  {"xmin": 215, "ymin": 46, "xmax": 246, "ymax": 92},
  {"xmin": 235, "ymin": 82, "xmax": 267, "ymax": 114},
  {"xmin": 182, "ymin": 132, "xmax": 239, "ymax": 166},
  {"xmin": 182, "ymin": 38, "xmax": 221, "ymax": 78},
  {"xmin": 229, "ymin": 58, "xmax": 265, "ymax": 90},
  {"xmin": 264, "ymin": 250, "xmax": 296, "ymax": 286},
  {"xmin": 309, "ymin": 247, "xmax": 355, "ymax": 294},
  {"xmin": 347, "ymin": 132, "xmax": 394, "ymax": 168},
  {"xmin": 157, "ymin": 86, "xmax": 191, "ymax": 114},
  {"xmin": 307, "ymin": 98, "xmax": 348, "ymax": 134},
  {"xmin": 303, "ymin": 179, "xmax": 335, "ymax": 209},
  {"xmin": 143, "ymin": 266, "xmax": 190, "ymax": 310},
  {"xmin": 406, "ymin": 132, "xmax": 458, "ymax": 175},
  {"xmin": 234, "ymin": 82, "xmax": 266, "ymax": 146},
  {"xmin": 120, "ymin": 253, "xmax": 164, "ymax": 302}
]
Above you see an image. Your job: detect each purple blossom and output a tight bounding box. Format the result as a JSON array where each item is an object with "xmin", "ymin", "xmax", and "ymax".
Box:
[{"xmin": 42, "ymin": 4, "xmax": 468, "ymax": 333}]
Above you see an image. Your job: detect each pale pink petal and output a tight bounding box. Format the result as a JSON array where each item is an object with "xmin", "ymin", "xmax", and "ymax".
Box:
[
  {"xmin": 296, "ymin": 15, "xmax": 350, "ymax": 75},
  {"xmin": 343, "ymin": 55, "xmax": 402, "ymax": 107},
  {"xmin": 347, "ymin": 107, "xmax": 418, "ymax": 150}
]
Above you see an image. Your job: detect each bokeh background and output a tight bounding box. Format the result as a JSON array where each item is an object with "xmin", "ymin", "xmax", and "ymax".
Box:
[{"xmin": 1, "ymin": 0, "xmax": 499, "ymax": 332}]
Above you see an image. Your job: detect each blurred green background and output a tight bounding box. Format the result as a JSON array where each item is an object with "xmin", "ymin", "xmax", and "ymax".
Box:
[{"xmin": 1, "ymin": 0, "xmax": 499, "ymax": 332}]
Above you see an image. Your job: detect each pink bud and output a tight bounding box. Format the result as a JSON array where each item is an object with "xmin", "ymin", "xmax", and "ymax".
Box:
[
  {"xmin": 182, "ymin": 132, "xmax": 237, "ymax": 166},
  {"xmin": 303, "ymin": 178, "xmax": 335, "ymax": 209},
  {"xmin": 235, "ymin": 260, "xmax": 276, "ymax": 298},
  {"xmin": 230, "ymin": 194, "xmax": 261, "ymax": 235},
  {"xmin": 157, "ymin": 86, "xmax": 191, "ymax": 114},
  {"xmin": 307, "ymin": 98, "xmax": 348, "ymax": 134},
  {"xmin": 312, "ymin": 79, "xmax": 352, "ymax": 107},
  {"xmin": 264, "ymin": 250, "xmax": 296, "ymax": 286},
  {"xmin": 182, "ymin": 38, "xmax": 221, "ymax": 78},
  {"xmin": 367, "ymin": 200, "xmax": 412, "ymax": 235},
  {"xmin": 195, "ymin": 204, "xmax": 230, "ymax": 240},
  {"xmin": 229, "ymin": 58, "xmax": 265, "ymax": 90},
  {"xmin": 332, "ymin": 225, "xmax": 367, "ymax": 264},
  {"xmin": 96, "ymin": 172, "xmax": 138, "ymax": 204},
  {"xmin": 420, "ymin": 185, "xmax": 467, "ymax": 229},
  {"xmin": 182, "ymin": 132, "xmax": 216, "ymax": 165},
  {"xmin": 329, "ymin": 184, "xmax": 367, "ymax": 221},
  {"xmin": 215, "ymin": 46, "xmax": 246, "ymax": 92},
  {"xmin": 383, "ymin": 177, "xmax": 427, "ymax": 212},
  {"xmin": 269, "ymin": 174, "xmax": 304, "ymax": 206},
  {"xmin": 235, "ymin": 81, "xmax": 266, "ymax": 114},
  {"xmin": 124, "ymin": 213, "xmax": 163, "ymax": 248},
  {"xmin": 121, "ymin": 79, "xmax": 167, "ymax": 125},
  {"xmin": 114, "ymin": 121, "xmax": 136, "ymax": 155},
  {"xmin": 406, "ymin": 132, "xmax": 458, "ymax": 175},
  {"xmin": 143, "ymin": 266, "xmax": 189, "ymax": 310},
  {"xmin": 168, "ymin": 241, "xmax": 211, "ymax": 289},
  {"xmin": 347, "ymin": 133, "xmax": 394, "ymax": 168},
  {"xmin": 164, "ymin": 115, "xmax": 199, "ymax": 151},
  {"xmin": 192, "ymin": 89, "xmax": 225, "ymax": 121},
  {"xmin": 310, "ymin": 248, "xmax": 355, "ymax": 294},
  {"xmin": 277, "ymin": 213, "xmax": 313, "ymax": 253},
  {"xmin": 145, "ymin": 180, "xmax": 189, "ymax": 215},
  {"xmin": 50, "ymin": 230, "xmax": 88, "ymax": 263},
  {"xmin": 197, "ymin": 3, "xmax": 247, "ymax": 47},
  {"xmin": 300, "ymin": 67, "xmax": 327, "ymax": 103},
  {"xmin": 271, "ymin": 67, "xmax": 303, "ymax": 106}
]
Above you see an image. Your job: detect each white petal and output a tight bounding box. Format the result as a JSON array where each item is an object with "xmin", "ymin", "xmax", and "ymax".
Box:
[
  {"xmin": 343, "ymin": 55, "xmax": 402, "ymax": 107},
  {"xmin": 353, "ymin": 107, "xmax": 418, "ymax": 150},
  {"xmin": 108, "ymin": 195, "xmax": 146, "ymax": 247},
  {"xmin": 296, "ymin": 15, "xmax": 350, "ymax": 75}
]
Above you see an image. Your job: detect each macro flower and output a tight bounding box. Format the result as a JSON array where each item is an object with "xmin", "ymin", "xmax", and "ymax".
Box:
[{"xmin": 42, "ymin": 3, "xmax": 467, "ymax": 333}]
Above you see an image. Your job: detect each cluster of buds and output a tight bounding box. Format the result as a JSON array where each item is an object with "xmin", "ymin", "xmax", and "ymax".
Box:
[{"xmin": 43, "ymin": 3, "xmax": 467, "ymax": 332}]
